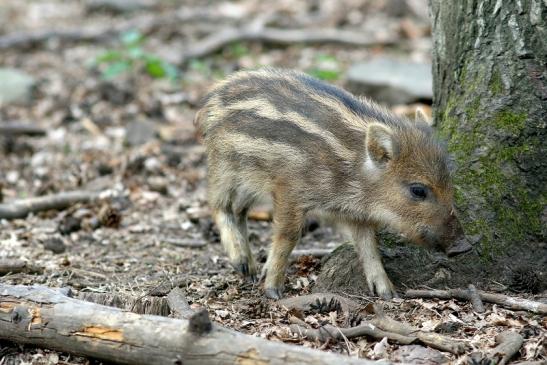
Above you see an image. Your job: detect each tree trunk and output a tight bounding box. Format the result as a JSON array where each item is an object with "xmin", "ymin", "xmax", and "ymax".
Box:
[{"xmin": 430, "ymin": 0, "xmax": 546, "ymax": 258}]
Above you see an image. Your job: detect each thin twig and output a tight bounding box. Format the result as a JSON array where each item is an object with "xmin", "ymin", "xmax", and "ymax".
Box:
[
  {"xmin": 290, "ymin": 322, "xmax": 416, "ymax": 344},
  {"xmin": 0, "ymin": 259, "xmax": 42, "ymax": 276},
  {"xmin": 0, "ymin": 9, "xmax": 225, "ymax": 50},
  {"xmin": 0, "ymin": 122, "xmax": 46, "ymax": 136},
  {"xmin": 0, "ymin": 190, "xmax": 114, "ymax": 220},
  {"xmin": 291, "ymin": 249, "xmax": 332, "ymax": 259},
  {"xmin": 178, "ymin": 26, "xmax": 399, "ymax": 64},
  {"xmin": 162, "ymin": 237, "xmax": 207, "ymax": 248},
  {"xmin": 405, "ymin": 288, "xmax": 547, "ymax": 314},
  {"xmin": 370, "ymin": 305, "xmax": 469, "ymax": 355}
]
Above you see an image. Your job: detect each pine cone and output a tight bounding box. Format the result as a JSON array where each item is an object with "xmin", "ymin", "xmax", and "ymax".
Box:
[
  {"xmin": 510, "ymin": 267, "xmax": 540, "ymax": 294},
  {"xmin": 310, "ymin": 297, "xmax": 342, "ymax": 314},
  {"xmin": 98, "ymin": 204, "xmax": 122, "ymax": 228}
]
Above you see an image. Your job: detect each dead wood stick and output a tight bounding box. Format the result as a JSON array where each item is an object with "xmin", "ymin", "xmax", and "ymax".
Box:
[
  {"xmin": 404, "ymin": 288, "xmax": 547, "ymax": 314},
  {"xmin": 0, "ymin": 9, "xmax": 224, "ymax": 50},
  {"xmin": 0, "ymin": 259, "xmax": 42, "ymax": 276},
  {"xmin": 178, "ymin": 26, "xmax": 398, "ymax": 64},
  {"xmin": 162, "ymin": 237, "xmax": 207, "ymax": 248},
  {"xmin": 370, "ymin": 307, "xmax": 469, "ymax": 355},
  {"xmin": 0, "ymin": 123, "xmax": 46, "ymax": 136},
  {"xmin": 166, "ymin": 287, "xmax": 195, "ymax": 319},
  {"xmin": 488, "ymin": 331, "xmax": 524, "ymax": 365},
  {"xmin": 290, "ymin": 322, "xmax": 416, "ymax": 344},
  {"xmin": 291, "ymin": 248, "xmax": 332, "ymax": 259},
  {"xmin": 0, "ymin": 190, "xmax": 113, "ymax": 219},
  {"xmin": 0, "ymin": 284, "xmax": 381, "ymax": 365},
  {"xmin": 467, "ymin": 284, "xmax": 485, "ymax": 313}
]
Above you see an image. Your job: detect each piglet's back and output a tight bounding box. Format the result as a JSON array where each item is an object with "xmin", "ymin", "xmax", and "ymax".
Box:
[{"xmin": 195, "ymin": 69, "xmax": 403, "ymax": 162}]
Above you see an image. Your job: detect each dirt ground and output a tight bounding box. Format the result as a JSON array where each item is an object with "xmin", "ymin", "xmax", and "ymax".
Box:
[{"xmin": 0, "ymin": 1, "xmax": 545, "ymax": 364}]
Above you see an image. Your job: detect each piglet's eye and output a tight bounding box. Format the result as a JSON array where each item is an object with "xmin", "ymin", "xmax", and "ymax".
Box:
[{"xmin": 410, "ymin": 184, "xmax": 428, "ymax": 200}]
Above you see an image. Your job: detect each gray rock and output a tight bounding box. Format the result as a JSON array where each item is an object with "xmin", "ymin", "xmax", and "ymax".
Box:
[
  {"xmin": 0, "ymin": 68, "xmax": 35, "ymax": 105},
  {"xmin": 125, "ymin": 120, "xmax": 156, "ymax": 146},
  {"xmin": 391, "ymin": 345, "xmax": 449, "ymax": 364},
  {"xmin": 346, "ymin": 58, "xmax": 432, "ymax": 105}
]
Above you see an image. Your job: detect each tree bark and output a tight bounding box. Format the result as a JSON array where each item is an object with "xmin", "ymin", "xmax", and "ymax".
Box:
[
  {"xmin": 0, "ymin": 284, "xmax": 386, "ymax": 365},
  {"xmin": 430, "ymin": 0, "xmax": 546, "ymax": 257}
]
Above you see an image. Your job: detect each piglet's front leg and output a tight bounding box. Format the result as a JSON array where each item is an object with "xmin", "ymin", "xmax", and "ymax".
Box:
[{"xmin": 350, "ymin": 223, "xmax": 398, "ymax": 299}]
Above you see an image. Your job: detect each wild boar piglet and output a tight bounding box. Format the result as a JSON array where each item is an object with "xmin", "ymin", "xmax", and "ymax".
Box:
[{"xmin": 195, "ymin": 68, "xmax": 466, "ymax": 299}]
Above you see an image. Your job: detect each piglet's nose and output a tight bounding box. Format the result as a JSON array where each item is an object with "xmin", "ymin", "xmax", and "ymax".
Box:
[{"xmin": 446, "ymin": 236, "xmax": 472, "ymax": 256}]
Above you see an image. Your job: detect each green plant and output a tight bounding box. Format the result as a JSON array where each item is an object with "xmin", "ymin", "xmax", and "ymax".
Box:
[
  {"xmin": 307, "ymin": 54, "xmax": 341, "ymax": 81},
  {"xmin": 95, "ymin": 30, "xmax": 179, "ymax": 81}
]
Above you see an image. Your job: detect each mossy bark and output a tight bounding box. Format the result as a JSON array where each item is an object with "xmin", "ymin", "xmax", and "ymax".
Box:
[{"xmin": 430, "ymin": 0, "xmax": 546, "ymax": 257}]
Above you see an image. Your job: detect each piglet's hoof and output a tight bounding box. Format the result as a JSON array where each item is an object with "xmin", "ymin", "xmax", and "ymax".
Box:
[
  {"xmin": 234, "ymin": 260, "xmax": 258, "ymax": 283},
  {"xmin": 265, "ymin": 287, "xmax": 284, "ymax": 299},
  {"xmin": 367, "ymin": 274, "xmax": 399, "ymax": 300}
]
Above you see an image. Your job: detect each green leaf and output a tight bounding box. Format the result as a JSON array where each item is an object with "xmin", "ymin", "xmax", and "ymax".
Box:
[
  {"xmin": 307, "ymin": 68, "xmax": 340, "ymax": 81},
  {"xmin": 228, "ymin": 42, "xmax": 249, "ymax": 58},
  {"xmin": 144, "ymin": 57, "xmax": 179, "ymax": 79},
  {"xmin": 102, "ymin": 61, "xmax": 131, "ymax": 79},
  {"xmin": 144, "ymin": 58, "xmax": 165, "ymax": 78},
  {"xmin": 127, "ymin": 46, "xmax": 145, "ymax": 60},
  {"xmin": 96, "ymin": 50, "xmax": 123, "ymax": 64},
  {"xmin": 315, "ymin": 54, "xmax": 337, "ymax": 63},
  {"xmin": 121, "ymin": 30, "xmax": 142, "ymax": 46}
]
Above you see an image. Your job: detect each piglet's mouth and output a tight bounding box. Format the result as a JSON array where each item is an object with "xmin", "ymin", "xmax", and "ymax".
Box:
[{"xmin": 445, "ymin": 237, "xmax": 473, "ymax": 257}]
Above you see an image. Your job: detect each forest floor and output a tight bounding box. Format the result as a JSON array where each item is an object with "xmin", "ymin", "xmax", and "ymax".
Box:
[{"xmin": 0, "ymin": 1, "xmax": 545, "ymax": 364}]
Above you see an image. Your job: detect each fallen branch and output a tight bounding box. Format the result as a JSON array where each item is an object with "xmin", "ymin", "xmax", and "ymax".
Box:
[
  {"xmin": 489, "ymin": 331, "xmax": 524, "ymax": 365},
  {"xmin": 281, "ymin": 294, "xmax": 470, "ymax": 355},
  {"xmin": 0, "ymin": 285, "xmax": 383, "ymax": 365},
  {"xmin": 404, "ymin": 288, "xmax": 547, "ymax": 314},
  {"xmin": 0, "ymin": 8, "xmax": 223, "ymax": 50},
  {"xmin": 290, "ymin": 322, "xmax": 416, "ymax": 344},
  {"xmin": 0, "ymin": 259, "xmax": 42, "ymax": 276},
  {"xmin": 468, "ymin": 331, "xmax": 525, "ymax": 365},
  {"xmin": 370, "ymin": 306, "xmax": 469, "ymax": 355},
  {"xmin": 0, "ymin": 190, "xmax": 114, "ymax": 220},
  {"xmin": 178, "ymin": 26, "xmax": 398, "ymax": 64},
  {"xmin": 0, "ymin": 123, "xmax": 46, "ymax": 137}
]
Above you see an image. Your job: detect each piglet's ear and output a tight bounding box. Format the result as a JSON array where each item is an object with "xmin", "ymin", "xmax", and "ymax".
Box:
[{"xmin": 365, "ymin": 123, "xmax": 397, "ymax": 169}]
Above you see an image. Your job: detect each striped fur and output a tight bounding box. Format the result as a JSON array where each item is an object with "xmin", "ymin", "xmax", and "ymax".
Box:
[{"xmin": 196, "ymin": 68, "xmax": 464, "ymax": 299}]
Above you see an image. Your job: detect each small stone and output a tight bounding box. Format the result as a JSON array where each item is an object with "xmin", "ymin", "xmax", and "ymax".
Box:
[
  {"xmin": 346, "ymin": 57, "xmax": 432, "ymax": 105},
  {"xmin": 58, "ymin": 216, "xmax": 81, "ymax": 235},
  {"xmin": 125, "ymin": 120, "xmax": 156, "ymax": 146},
  {"xmin": 147, "ymin": 176, "xmax": 168, "ymax": 195},
  {"xmin": 0, "ymin": 68, "xmax": 36, "ymax": 105},
  {"xmin": 144, "ymin": 157, "xmax": 162, "ymax": 173},
  {"xmin": 42, "ymin": 237, "xmax": 66, "ymax": 254},
  {"xmin": 6, "ymin": 170, "xmax": 19, "ymax": 184}
]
